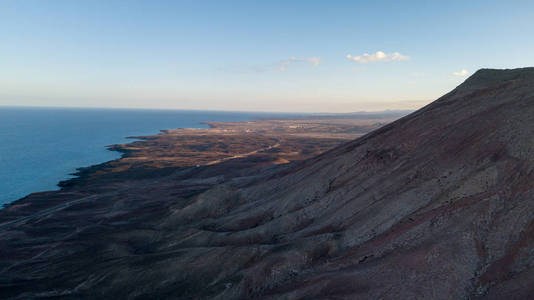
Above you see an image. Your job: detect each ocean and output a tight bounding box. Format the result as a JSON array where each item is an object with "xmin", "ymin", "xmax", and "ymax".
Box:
[{"xmin": 0, "ymin": 107, "xmax": 300, "ymax": 206}]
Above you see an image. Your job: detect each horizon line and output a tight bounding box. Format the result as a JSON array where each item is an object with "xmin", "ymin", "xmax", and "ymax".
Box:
[{"xmin": 0, "ymin": 104, "xmax": 418, "ymax": 115}]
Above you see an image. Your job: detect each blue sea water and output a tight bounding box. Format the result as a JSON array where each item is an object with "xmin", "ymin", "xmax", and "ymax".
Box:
[{"xmin": 0, "ymin": 107, "xmax": 300, "ymax": 206}]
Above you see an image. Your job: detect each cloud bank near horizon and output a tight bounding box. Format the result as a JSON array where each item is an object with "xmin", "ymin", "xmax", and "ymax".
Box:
[
  {"xmin": 452, "ymin": 69, "xmax": 469, "ymax": 76},
  {"xmin": 279, "ymin": 57, "xmax": 320, "ymax": 71},
  {"xmin": 346, "ymin": 51, "xmax": 410, "ymax": 63}
]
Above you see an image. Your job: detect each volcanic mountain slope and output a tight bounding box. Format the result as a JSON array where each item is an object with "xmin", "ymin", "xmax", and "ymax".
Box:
[{"xmin": 2, "ymin": 68, "xmax": 534, "ymax": 299}]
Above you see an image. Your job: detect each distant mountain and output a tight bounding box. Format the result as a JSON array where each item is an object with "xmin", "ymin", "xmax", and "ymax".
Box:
[
  {"xmin": 278, "ymin": 109, "xmax": 414, "ymax": 120},
  {"xmin": 2, "ymin": 68, "xmax": 534, "ymax": 299}
]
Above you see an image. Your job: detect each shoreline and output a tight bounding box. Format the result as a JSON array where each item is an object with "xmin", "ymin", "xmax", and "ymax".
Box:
[
  {"xmin": 0, "ymin": 116, "xmax": 399, "ymax": 224},
  {"xmin": 1, "ymin": 109, "xmax": 410, "ymax": 207},
  {"xmin": 2, "ymin": 108, "xmax": 324, "ymax": 206}
]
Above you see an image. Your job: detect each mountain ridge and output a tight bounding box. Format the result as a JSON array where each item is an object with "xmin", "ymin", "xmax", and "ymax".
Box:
[
  {"xmin": 194, "ymin": 67, "xmax": 534, "ymax": 299},
  {"xmin": 1, "ymin": 68, "xmax": 534, "ymax": 299}
]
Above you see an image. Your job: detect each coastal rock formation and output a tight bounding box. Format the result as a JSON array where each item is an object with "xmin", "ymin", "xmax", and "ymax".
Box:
[{"xmin": 1, "ymin": 68, "xmax": 534, "ymax": 299}]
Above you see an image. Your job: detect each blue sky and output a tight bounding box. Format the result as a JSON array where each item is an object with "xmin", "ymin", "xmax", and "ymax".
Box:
[{"xmin": 1, "ymin": 0, "xmax": 533, "ymax": 112}]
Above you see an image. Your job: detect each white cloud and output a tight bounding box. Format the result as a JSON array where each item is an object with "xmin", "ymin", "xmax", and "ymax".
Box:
[
  {"xmin": 279, "ymin": 56, "xmax": 320, "ymax": 71},
  {"xmin": 223, "ymin": 57, "xmax": 320, "ymax": 73},
  {"xmin": 452, "ymin": 69, "xmax": 469, "ymax": 76},
  {"xmin": 346, "ymin": 51, "xmax": 410, "ymax": 63},
  {"xmin": 307, "ymin": 57, "xmax": 320, "ymax": 67}
]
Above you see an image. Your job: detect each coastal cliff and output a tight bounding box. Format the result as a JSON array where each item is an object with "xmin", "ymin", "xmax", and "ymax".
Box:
[{"xmin": 2, "ymin": 68, "xmax": 534, "ymax": 299}]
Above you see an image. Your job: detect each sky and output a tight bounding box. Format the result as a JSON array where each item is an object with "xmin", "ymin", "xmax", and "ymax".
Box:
[{"xmin": 1, "ymin": 0, "xmax": 533, "ymax": 113}]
